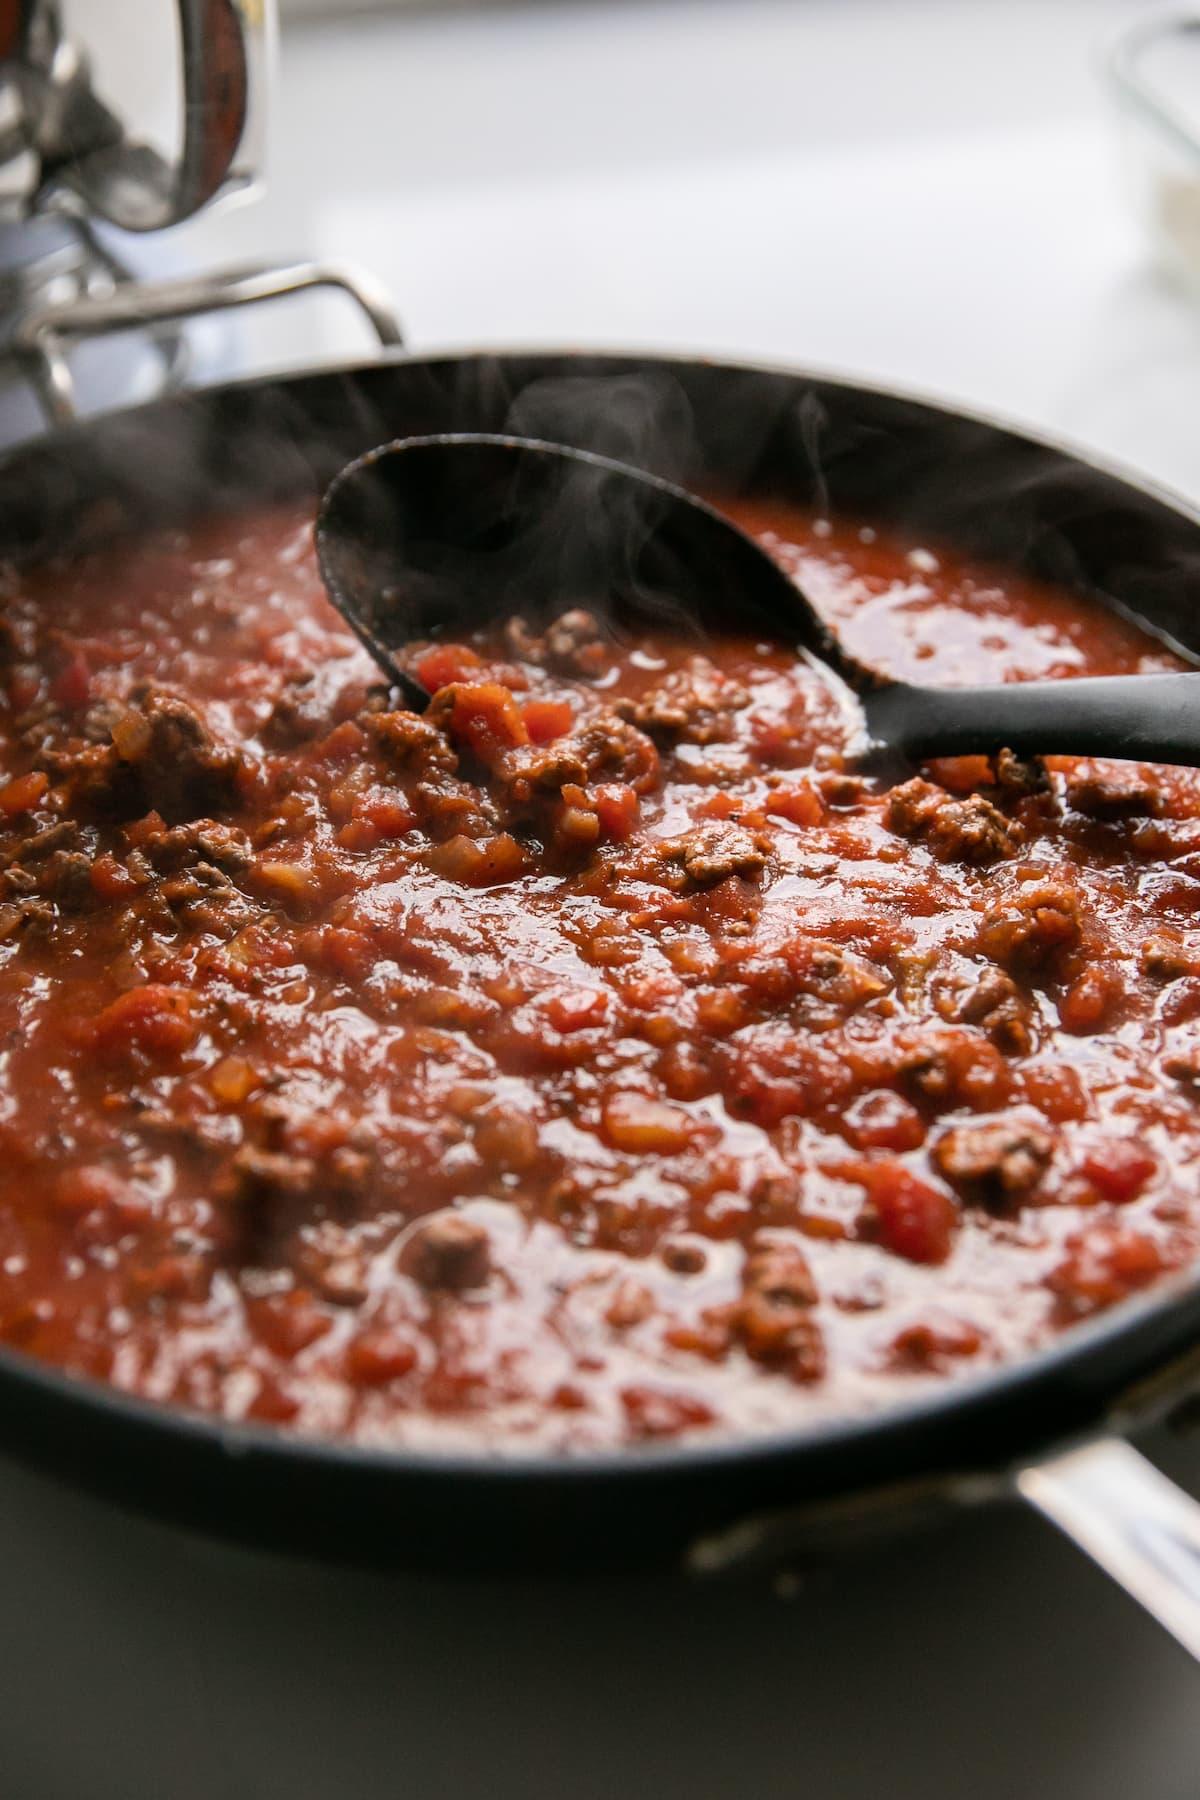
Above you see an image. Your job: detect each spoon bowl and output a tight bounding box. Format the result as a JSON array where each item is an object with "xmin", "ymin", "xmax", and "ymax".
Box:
[
  {"xmin": 315, "ymin": 433, "xmax": 848, "ymax": 711},
  {"xmin": 316, "ymin": 432, "xmax": 1200, "ymax": 768}
]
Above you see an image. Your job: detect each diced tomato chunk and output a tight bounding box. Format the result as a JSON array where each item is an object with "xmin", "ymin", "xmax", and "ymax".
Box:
[
  {"xmin": 345, "ymin": 1326, "xmax": 418, "ymax": 1385},
  {"xmin": 697, "ymin": 791, "xmax": 743, "ymax": 821},
  {"xmin": 844, "ymin": 1090, "xmax": 926, "ymax": 1153},
  {"xmin": 51, "ymin": 650, "xmax": 90, "ymax": 709},
  {"xmin": 429, "ymin": 832, "xmax": 529, "ymax": 887},
  {"xmin": 1019, "ymin": 1062, "xmax": 1089, "ymax": 1123},
  {"xmin": 856, "ymin": 1162, "xmax": 959, "ymax": 1265},
  {"xmin": 766, "ymin": 782, "xmax": 824, "ymax": 827},
  {"xmin": 125, "ymin": 1252, "xmax": 207, "ymax": 1303},
  {"xmin": 545, "ymin": 987, "xmax": 609, "ymax": 1033},
  {"xmin": 317, "ymin": 719, "xmax": 368, "ymax": 762},
  {"xmin": 123, "ymin": 810, "xmax": 167, "ymax": 849},
  {"xmin": 209, "ymin": 1056, "xmax": 262, "ymax": 1105},
  {"xmin": 694, "ymin": 987, "xmax": 748, "ymax": 1036},
  {"xmin": 594, "ymin": 782, "xmax": 639, "ymax": 841},
  {"xmin": 245, "ymin": 1379, "xmax": 301, "ymax": 1425},
  {"xmin": 721, "ymin": 1032, "xmax": 855, "ymax": 1126},
  {"xmin": 1159, "ymin": 978, "xmax": 1200, "ymax": 1028},
  {"xmin": 748, "ymin": 713, "xmax": 809, "ymax": 768},
  {"xmin": 1080, "ymin": 1139, "xmax": 1156, "ymax": 1205},
  {"xmin": 473, "ymin": 1111, "xmax": 539, "ymax": 1171},
  {"xmin": 305, "ymin": 925, "xmax": 375, "ymax": 981},
  {"xmin": 550, "ymin": 1382, "xmax": 588, "ymax": 1411},
  {"xmin": 1048, "ymin": 1224, "xmax": 1167, "ymax": 1318},
  {"xmin": 89, "ymin": 852, "xmax": 139, "ymax": 902},
  {"xmin": 252, "ymin": 1291, "xmax": 332, "ymax": 1359},
  {"xmin": 415, "ymin": 644, "xmax": 482, "ymax": 691},
  {"xmin": 86, "ymin": 984, "xmax": 198, "ymax": 1062},
  {"xmin": 924, "ymin": 756, "xmax": 992, "ymax": 795},
  {"xmin": 0, "ymin": 770, "xmax": 48, "ymax": 817},
  {"xmin": 359, "ymin": 791, "xmax": 415, "ymax": 837},
  {"xmin": 620, "ymin": 1385, "xmax": 715, "ymax": 1439},
  {"xmin": 889, "ymin": 1315, "xmax": 984, "ymax": 1368},
  {"xmin": 1059, "ymin": 965, "xmax": 1124, "ymax": 1035},
  {"xmin": 336, "ymin": 818, "xmax": 380, "ymax": 852},
  {"xmin": 521, "ymin": 699, "xmax": 573, "ymax": 743},
  {"xmin": 438, "ymin": 681, "xmax": 529, "ymax": 766},
  {"xmin": 256, "ymin": 861, "xmax": 325, "ymax": 911},
  {"xmin": 601, "ymin": 1091, "xmax": 695, "ymax": 1154}
]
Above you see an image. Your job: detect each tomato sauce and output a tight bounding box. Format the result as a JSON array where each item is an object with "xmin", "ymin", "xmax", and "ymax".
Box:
[{"xmin": 0, "ymin": 494, "xmax": 1197, "ymax": 1453}]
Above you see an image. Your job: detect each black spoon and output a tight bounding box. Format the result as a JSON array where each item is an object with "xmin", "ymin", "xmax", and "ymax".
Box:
[{"xmin": 316, "ymin": 433, "xmax": 1200, "ymax": 766}]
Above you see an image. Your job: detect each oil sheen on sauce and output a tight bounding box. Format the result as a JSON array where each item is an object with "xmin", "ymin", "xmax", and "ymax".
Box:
[{"xmin": 0, "ymin": 495, "xmax": 1195, "ymax": 1454}]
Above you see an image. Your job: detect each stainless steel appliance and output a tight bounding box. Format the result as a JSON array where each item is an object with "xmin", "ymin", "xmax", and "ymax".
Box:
[{"xmin": 0, "ymin": 0, "xmax": 399, "ymax": 437}]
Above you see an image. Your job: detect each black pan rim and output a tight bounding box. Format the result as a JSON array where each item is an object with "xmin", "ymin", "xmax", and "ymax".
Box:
[
  {"xmin": 0, "ymin": 344, "xmax": 1198, "ymax": 1501},
  {"xmin": 12, "ymin": 339, "xmax": 1200, "ymax": 542},
  {"xmin": 0, "ymin": 1248, "xmax": 1197, "ymax": 1490}
]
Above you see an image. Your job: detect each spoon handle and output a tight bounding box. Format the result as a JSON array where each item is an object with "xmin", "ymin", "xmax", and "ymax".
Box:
[{"xmin": 865, "ymin": 672, "xmax": 1200, "ymax": 767}]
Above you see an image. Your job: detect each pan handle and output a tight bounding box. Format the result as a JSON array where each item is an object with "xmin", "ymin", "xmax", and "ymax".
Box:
[
  {"xmin": 12, "ymin": 258, "xmax": 405, "ymax": 427},
  {"xmin": 1018, "ymin": 1436, "xmax": 1200, "ymax": 1662}
]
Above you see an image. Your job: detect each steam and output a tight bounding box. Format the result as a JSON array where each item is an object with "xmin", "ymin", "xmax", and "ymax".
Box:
[
  {"xmin": 491, "ymin": 369, "xmax": 817, "ymax": 652},
  {"xmin": 2, "ymin": 354, "xmax": 1198, "ymax": 686},
  {"xmin": 499, "ymin": 371, "xmax": 721, "ymax": 645},
  {"xmin": 795, "ymin": 390, "xmax": 831, "ymax": 521},
  {"xmin": 504, "ymin": 371, "xmax": 696, "ymax": 483}
]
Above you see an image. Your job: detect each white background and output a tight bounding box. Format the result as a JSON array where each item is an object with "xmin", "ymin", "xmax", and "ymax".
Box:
[{"xmin": 165, "ymin": 0, "xmax": 1200, "ymax": 505}]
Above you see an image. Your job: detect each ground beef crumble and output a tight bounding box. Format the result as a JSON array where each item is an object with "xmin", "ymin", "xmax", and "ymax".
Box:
[
  {"xmin": 886, "ymin": 777, "xmax": 1021, "ymax": 863},
  {"xmin": 932, "ymin": 1120, "xmax": 1054, "ymax": 1208},
  {"xmin": 658, "ymin": 822, "xmax": 770, "ymax": 885},
  {"xmin": 616, "ymin": 655, "xmax": 749, "ymax": 744}
]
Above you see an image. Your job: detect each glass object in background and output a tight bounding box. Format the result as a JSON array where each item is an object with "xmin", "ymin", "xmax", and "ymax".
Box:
[{"xmin": 1111, "ymin": 12, "xmax": 1200, "ymax": 290}]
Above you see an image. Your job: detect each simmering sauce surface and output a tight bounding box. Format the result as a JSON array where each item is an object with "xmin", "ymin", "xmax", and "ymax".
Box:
[{"xmin": 0, "ymin": 495, "xmax": 1198, "ymax": 1452}]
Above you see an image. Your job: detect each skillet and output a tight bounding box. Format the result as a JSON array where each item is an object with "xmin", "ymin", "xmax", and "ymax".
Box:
[{"xmin": 3, "ymin": 340, "xmax": 1200, "ymax": 1653}]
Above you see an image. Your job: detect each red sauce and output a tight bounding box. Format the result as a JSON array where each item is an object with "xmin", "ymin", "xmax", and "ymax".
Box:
[{"xmin": 0, "ymin": 497, "xmax": 1197, "ymax": 1453}]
